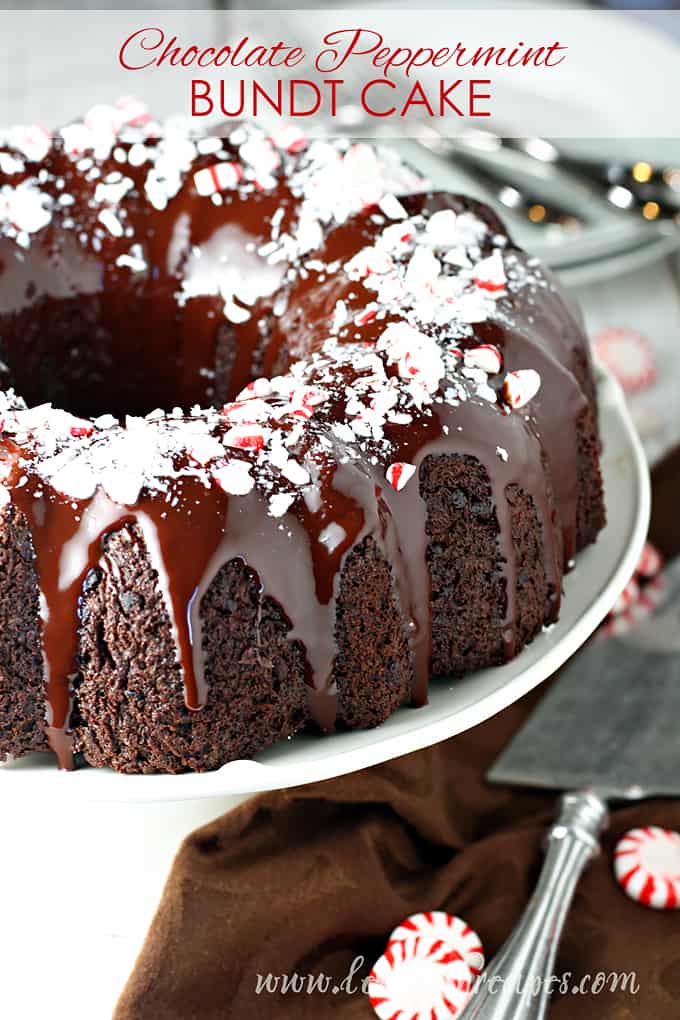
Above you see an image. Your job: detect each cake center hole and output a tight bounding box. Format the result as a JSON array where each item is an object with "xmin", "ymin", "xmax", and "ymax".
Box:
[{"xmin": 0, "ymin": 297, "xmax": 220, "ymax": 419}]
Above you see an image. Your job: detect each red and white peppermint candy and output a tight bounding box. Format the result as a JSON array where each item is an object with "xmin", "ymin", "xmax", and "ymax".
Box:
[
  {"xmin": 637, "ymin": 541, "xmax": 663, "ymax": 580},
  {"xmin": 188, "ymin": 434, "xmax": 225, "ymax": 466},
  {"xmin": 426, "ymin": 208, "xmax": 459, "ymax": 245},
  {"xmin": 368, "ymin": 938, "xmax": 472, "ymax": 1020},
  {"xmin": 269, "ymin": 124, "xmax": 307, "ymax": 154},
  {"xmin": 404, "ymin": 246, "xmax": 441, "ymax": 292},
  {"xmin": 6, "ymin": 184, "xmax": 51, "ymax": 235},
  {"xmin": 464, "ymin": 344, "xmax": 503, "ymax": 375},
  {"xmin": 343, "ymin": 142, "xmax": 379, "ymax": 176},
  {"xmin": 287, "ymin": 386, "xmax": 329, "ymax": 420},
  {"xmin": 609, "ymin": 576, "xmax": 640, "ymax": 617},
  {"xmin": 221, "ymin": 398, "xmax": 271, "ymax": 425},
  {"xmin": 239, "ymin": 137, "xmax": 281, "ymax": 176},
  {"xmin": 288, "ymin": 402, "xmax": 313, "ymax": 421},
  {"xmin": 474, "ymin": 250, "xmax": 506, "ymax": 294},
  {"xmin": 235, "ymin": 377, "xmax": 273, "ymax": 401},
  {"xmin": 194, "ymin": 162, "xmax": 242, "ymax": 197},
  {"xmin": 346, "ymin": 245, "xmax": 393, "ymax": 278},
  {"xmin": 292, "ymin": 386, "xmax": 329, "ymax": 408},
  {"xmin": 253, "ymin": 172, "xmax": 278, "ymax": 192},
  {"xmin": 386, "ymin": 462, "xmax": 417, "ymax": 491},
  {"xmin": 59, "ymin": 122, "xmax": 92, "ymax": 157},
  {"xmin": 382, "ymin": 221, "xmax": 416, "ymax": 250},
  {"xmin": 69, "ymin": 423, "xmax": 95, "ymax": 439},
  {"xmin": 503, "ymin": 369, "xmax": 541, "ymax": 409},
  {"xmin": 355, "ymin": 304, "xmax": 379, "ymax": 327},
  {"xmin": 8, "ymin": 123, "xmax": 51, "ymax": 163},
  {"xmin": 593, "ymin": 327, "xmax": 656, "ymax": 394},
  {"xmin": 114, "ymin": 96, "xmax": 151, "ymax": 128},
  {"xmin": 213, "ymin": 459, "xmax": 254, "ymax": 496},
  {"xmin": 614, "ymin": 826, "xmax": 680, "ymax": 909},
  {"xmin": 400, "ymin": 351, "xmax": 421, "ymax": 379},
  {"xmin": 635, "ymin": 573, "xmax": 665, "ymax": 615},
  {"xmin": 223, "ymin": 424, "xmax": 269, "ymax": 452},
  {"xmin": 389, "ymin": 912, "xmax": 485, "ymax": 977},
  {"xmin": 601, "ymin": 574, "xmax": 665, "ymax": 638},
  {"xmin": 84, "ymin": 104, "xmax": 119, "ymax": 136},
  {"xmin": 379, "ymin": 194, "xmax": 408, "ymax": 220},
  {"xmin": 601, "ymin": 544, "xmax": 664, "ymax": 638}
]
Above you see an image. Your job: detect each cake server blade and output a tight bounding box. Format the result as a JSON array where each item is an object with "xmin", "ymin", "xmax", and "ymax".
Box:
[
  {"xmin": 462, "ymin": 568, "xmax": 680, "ymax": 1020},
  {"xmin": 487, "ymin": 619, "xmax": 680, "ymax": 800}
]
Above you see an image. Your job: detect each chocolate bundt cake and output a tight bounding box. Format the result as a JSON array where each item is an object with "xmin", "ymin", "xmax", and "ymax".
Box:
[{"xmin": 0, "ymin": 103, "xmax": 605, "ymax": 773}]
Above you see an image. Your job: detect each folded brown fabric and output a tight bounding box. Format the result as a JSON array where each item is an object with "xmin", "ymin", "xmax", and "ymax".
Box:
[{"xmin": 115, "ymin": 448, "xmax": 680, "ymax": 1020}]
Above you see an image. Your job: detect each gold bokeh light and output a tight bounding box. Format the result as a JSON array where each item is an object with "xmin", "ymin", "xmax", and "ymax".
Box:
[{"xmin": 632, "ymin": 161, "xmax": 653, "ymax": 184}]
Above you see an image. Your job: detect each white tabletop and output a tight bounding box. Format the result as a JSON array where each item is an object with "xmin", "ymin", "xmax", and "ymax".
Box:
[{"xmin": 0, "ymin": 795, "xmax": 248, "ymax": 1020}]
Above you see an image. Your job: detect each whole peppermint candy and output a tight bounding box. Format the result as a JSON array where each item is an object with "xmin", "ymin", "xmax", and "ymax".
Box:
[
  {"xmin": 388, "ymin": 910, "xmax": 485, "ymax": 977},
  {"xmin": 614, "ymin": 826, "xmax": 680, "ymax": 909},
  {"xmin": 368, "ymin": 937, "xmax": 472, "ymax": 1020}
]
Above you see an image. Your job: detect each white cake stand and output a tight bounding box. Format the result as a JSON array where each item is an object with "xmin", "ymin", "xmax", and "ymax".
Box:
[
  {"xmin": 0, "ymin": 366, "xmax": 650, "ymax": 1020},
  {"xmin": 0, "ymin": 365, "xmax": 651, "ymax": 801}
]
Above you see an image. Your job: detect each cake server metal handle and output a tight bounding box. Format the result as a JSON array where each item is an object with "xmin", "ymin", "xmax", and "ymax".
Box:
[{"xmin": 462, "ymin": 791, "xmax": 609, "ymax": 1020}]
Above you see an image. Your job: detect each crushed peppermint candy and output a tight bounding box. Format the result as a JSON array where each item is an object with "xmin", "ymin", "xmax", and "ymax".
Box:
[
  {"xmin": 474, "ymin": 250, "xmax": 507, "ymax": 293},
  {"xmin": 5, "ymin": 123, "xmax": 52, "ymax": 163},
  {"xmin": 0, "ymin": 109, "xmax": 555, "ymax": 532},
  {"xmin": 502, "ymin": 369, "xmax": 542, "ymax": 409},
  {"xmin": 464, "ymin": 345, "xmax": 503, "ymax": 375},
  {"xmin": 318, "ymin": 521, "xmax": 347, "ymax": 553},
  {"xmin": 268, "ymin": 491, "xmax": 296, "ymax": 517},
  {"xmin": 193, "ymin": 162, "xmax": 241, "ymax": 196},
  {"xmin": 386, "ymin": 462, "xmax": 417, "ymax": 491},
  {"xmin": 2, "ymin": 180, "xmax": 52, "ymax": 235},
  {"xmin": 223, "ymin": 424, "xmax": 269, "ymax": 452},
  {"xmin": 213, "ymin": 459, "xmax": 254, "ymax": 496},
  {"xmin": 269, "ymin": 124, "xmax": 307, "ymax": 154}
]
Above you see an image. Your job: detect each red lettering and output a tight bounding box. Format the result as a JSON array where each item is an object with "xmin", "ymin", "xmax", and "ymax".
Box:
[
  {"xmin": 191, "ymin": 79, "xmax": 213, "ymax": 117},
  {"xmin": 118, "ymin": 27, "xmax": 164, "ymax": 71},
  {"xmin": 469, "ymin": 79, "xmax": 492, "ymax": 117},
  {"xmin": 361, "ymin": 79, "xmax": 396, "ymax": 117}
]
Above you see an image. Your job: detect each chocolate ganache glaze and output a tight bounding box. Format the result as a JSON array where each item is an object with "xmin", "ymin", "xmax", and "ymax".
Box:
[{"xmin": 0, "ymin": 104, "xmax": 604, "ymax": 773}]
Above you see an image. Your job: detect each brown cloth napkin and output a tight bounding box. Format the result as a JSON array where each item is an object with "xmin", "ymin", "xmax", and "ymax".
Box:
[{"xmin": 115, "ymin": 450, "xmax": 680, "ymax": 1020}]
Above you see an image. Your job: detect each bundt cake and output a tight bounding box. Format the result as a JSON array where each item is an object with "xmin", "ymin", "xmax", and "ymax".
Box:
[{"xmin": 0, "ymin": 103, "xmax": 605, "ymax": 773}]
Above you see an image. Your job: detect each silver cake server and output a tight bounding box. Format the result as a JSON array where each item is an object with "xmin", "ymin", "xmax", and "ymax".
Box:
[{"xmin": 462, "ymin": 562, "xmax": 680, "ymax": 1020}]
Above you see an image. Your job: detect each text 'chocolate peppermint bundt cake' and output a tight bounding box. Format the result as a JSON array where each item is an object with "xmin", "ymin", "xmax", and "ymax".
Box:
[{"xmin": 0, "ymin": 101, "xmax": 605, "ymax": 773}]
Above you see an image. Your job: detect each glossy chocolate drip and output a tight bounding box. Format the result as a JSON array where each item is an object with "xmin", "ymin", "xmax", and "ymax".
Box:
[
  {"xmin": 5, "ymin": 461, "xmax": 125, "ymax": 768},
  {"xmin": 186, "ymin": 457, "xmax": 402, "ymax": 732},
  {"xmin": 5, "ymin": 462, "xmax": 230, "ymax": 765},
  {"xmin": 374, "ymin": 396, "xmax": 562, "ymax": 694},
  {"xmin": 270, "ymin": 190, "xmax": 594, "ymax": 568},
  {"xmin": 4, "ymin": 433, "xmax": 409, "ymax": 756}
]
